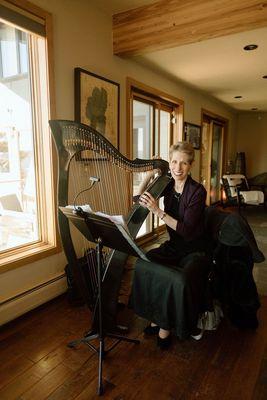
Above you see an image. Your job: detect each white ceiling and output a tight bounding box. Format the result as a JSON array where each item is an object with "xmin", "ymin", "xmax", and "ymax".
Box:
[{"xmin": 96, "ymin": 0, "xmax": 267, "ymax": 112}]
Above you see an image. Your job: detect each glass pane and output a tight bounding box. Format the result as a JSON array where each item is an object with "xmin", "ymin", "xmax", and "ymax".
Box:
[
  {"xmin": 133, "ymin": 100, "xmax": 152, "ymax": 159},
  {"xmin": 210, "ymin": 124, "xmax": 223, "ymax": 204},
  {"xmin": 0, "ymin": 22, "xmax": 39, "ymax": 252},
  {"xmin": 0, "ymin": 25, "xmax": 18, "ymax": 78},
  {"xmin": 133, "ymin": 100, "xmax": 153, "ymax": 237},
  {"xmin": 159, "ymin": 110, "xmax": 170, "ymax": 161},
  {"xmin": 18, "ymin": 31, "xmax": 28, "ymax": 74},
  {"xmin": 154, "ymin": 108, "xmax": 159, "ymax": 156},
  {"xmin": 156, "ymin": 109, "xmax": 171, "ymax": 228}
]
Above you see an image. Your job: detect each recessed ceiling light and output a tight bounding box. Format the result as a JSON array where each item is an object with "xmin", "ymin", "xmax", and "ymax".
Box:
[
  {"xmin": 243, "ymin": 44, "xmax": 258, "ymax": 51},
  {"xmin": 251, "ymin": 108, "xmax": 258, "ymax": 111},
  {"xmin": 262, "ymin": 75, "xmax": 267, "ymax": 79},
  {"xmin": 234, "ymin": 95, "xmax": 242, "ymax": 99}
]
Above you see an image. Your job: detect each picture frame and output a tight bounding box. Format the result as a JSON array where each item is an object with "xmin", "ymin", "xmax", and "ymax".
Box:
[
  {"xmin": 74, "ymin": 67, "xmax": 120, "ymax": 149},
  {"xmin": 184, "ymin": 122, "xmax": 201, "ymax": 150}
]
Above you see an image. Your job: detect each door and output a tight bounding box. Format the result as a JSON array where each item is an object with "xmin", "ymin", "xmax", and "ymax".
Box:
[
  {"xmin": 200, "ymin": 121, "xmax": 212, "ymax": 203},
  {"xmin": 200, "ymin": 117, "xmax": 225, "ymax": 205},
  {"xmin": 210, "ymin": 122, "xmax": 224, "ymax": 204}
]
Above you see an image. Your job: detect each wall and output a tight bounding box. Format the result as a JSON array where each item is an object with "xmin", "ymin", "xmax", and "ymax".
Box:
[
  {"xmin": 31, "ymin": 0, "xmax": 237, "ymax": 171},
  {"xmin": 236, "ymin": 112, "xmax": 267, "ymax": 177},
  {"xmin": 0, "ymin": 0, "xmax": 237, "ymax": 325}
]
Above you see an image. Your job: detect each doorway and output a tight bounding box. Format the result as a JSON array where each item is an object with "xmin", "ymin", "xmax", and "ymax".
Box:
[{"xmin": 200, "ymin": 111, "xmax": 227, "ymax": 205}]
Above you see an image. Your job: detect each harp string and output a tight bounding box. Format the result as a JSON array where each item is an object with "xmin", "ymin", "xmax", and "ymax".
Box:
[
  {"xmin": 82, "ymin": 136, "xmax": 96, "ymax": 295},
  {"xmin": 67, "ymin": 124, "xmax": 158, "ymax": 307},
  {"xmin": 68, "ymin": 134, "xmax": 97, "ymax": 302},
  {"xmin": 68, "ymin": 134, "xmax": 133, "ymax": 305}
]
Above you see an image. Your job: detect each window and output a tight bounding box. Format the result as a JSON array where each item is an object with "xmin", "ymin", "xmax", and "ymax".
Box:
[
  {"xmin": 0, "ymin": 1, "xmax": 57, "ymax": 271},
  {"xmin": 127, "ymin": 79, "xmax": 183, "ymax": 239},
  {"xmin": 0, "ymin": 24, "xmax": 28, "ymax": 78}
]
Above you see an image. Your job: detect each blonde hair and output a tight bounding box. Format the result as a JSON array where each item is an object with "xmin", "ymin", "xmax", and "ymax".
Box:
[{"xmin": 169, "ymin": 141, "xmax": 195, "ymax": 163}]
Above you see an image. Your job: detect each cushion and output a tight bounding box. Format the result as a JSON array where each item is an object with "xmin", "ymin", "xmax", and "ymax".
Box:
[
  {"xmin": 240, "ymin": 190, "xmax": 264, "ymax": 204},
  {"xmin": 223, "ymin": 174, "xmax": 248, "ymax": 198}
]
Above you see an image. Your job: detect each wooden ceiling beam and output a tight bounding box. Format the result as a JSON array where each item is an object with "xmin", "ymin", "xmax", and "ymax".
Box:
[{"xmin": 113, "ymin": 0, "xmax": 267, "ymax": 56}]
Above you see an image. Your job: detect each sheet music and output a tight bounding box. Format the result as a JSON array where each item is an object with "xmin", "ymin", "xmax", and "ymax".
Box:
[
  {"xmin": 94, "ymin": 211, "xmax": 148, "ymax": 261},
  {"xmin": 95, "ymin": 212, "xmax": 148, "ymax": 260},
  {"xmin": 95, "ymin": 212, "xmax": 129, "ymax": 233},
  {"xmin": 67, "ymin": 205, "xmax": 129, "ymax": 233},
  {"xmin": 115, "ymin": 223, "xmax": 148, "ymax": 261},
  {"xmin": 64, "ymin": 205, "xmax": 148, "ymax": 261}
]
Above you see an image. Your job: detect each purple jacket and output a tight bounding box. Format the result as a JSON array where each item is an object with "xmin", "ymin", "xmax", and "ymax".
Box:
[{"xmin": 163, "ymin": 175, "xmax": 207, "ymax": 242}]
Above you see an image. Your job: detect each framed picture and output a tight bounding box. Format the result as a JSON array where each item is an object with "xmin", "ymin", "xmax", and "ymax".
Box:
[
  {"xmin": 184, "ymin": 122, "xmax": 201, "ymax": 150},
  {"xmin": 75, "ymin": 67, "xmax": 120, "ymax": 148}
]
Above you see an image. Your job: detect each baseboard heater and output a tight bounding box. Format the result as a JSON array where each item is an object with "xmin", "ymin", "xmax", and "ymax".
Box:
[{"xmin": 0, "ymin": 273, "xmax": 67, "ymax": 326}]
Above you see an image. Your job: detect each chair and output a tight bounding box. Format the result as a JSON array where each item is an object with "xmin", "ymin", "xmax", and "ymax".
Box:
[
  {"xmin": 205, "ymin": 206, "xmax": 264, "ymax": 328},
  {"xmin": 221, "ymin": 174, "xmax": 264, "ymax": 213},
  {"xmin": 0, "ymin": 193, "xmax": 23, "ymax": 212}
]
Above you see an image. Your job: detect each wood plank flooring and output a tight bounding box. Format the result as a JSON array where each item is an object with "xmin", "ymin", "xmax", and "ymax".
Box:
[
  {"xmin": 1, "ymin": 294, "xmax": 267, "ymax": 399},
  {"xmin": 1, "ymin": 207, "xmax": 266, "ymax": 399}
]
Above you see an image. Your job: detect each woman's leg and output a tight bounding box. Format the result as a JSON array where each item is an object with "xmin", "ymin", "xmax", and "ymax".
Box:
[
  {"xmin": 146, "ymin": 241, "xmax": 183, "ymax": 267},
  {"xmin": 143, "ymin": 322, "xmax": 159, "ymax": 335},
  {"xmin": 159, "ymin": 328, "xmax": 170, "ymax": 338},
  {"xmin": 157, "ymin": 328, "xmax": 172, "ymax": 349}
]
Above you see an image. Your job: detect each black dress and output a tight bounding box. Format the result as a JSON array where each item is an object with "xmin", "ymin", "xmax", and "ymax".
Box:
[{"xmin": 132, "ymin": 253, "xmax": 210, "ymax": 338}]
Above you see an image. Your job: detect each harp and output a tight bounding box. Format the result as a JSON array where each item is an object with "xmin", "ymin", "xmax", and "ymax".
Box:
[{"xmin": 49, "ymin": 120, "xmax": 171, "ymax": 332}]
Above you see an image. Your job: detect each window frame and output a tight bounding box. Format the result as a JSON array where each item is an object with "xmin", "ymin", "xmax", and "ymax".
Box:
[
  {"xmin": 126, "ymin": 77, "xmax": 184, "ymax": 158},
  {"xmin": 0, "ymin": 0, "xmax": 59, "ymax": 274}
]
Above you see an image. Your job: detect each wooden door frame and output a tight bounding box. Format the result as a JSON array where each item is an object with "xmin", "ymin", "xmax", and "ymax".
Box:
[{"xmin": 201, "ymin": 109, "xmax": 229, "ymax": 204}]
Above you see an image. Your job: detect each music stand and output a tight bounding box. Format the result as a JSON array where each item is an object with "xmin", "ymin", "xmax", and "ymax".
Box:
[{"xmin": 60, "ymin": 206, "xmax": 144, "ymax": 395}]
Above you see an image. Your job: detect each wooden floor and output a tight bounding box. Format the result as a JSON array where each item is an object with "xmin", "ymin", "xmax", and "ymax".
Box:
[{"xmin": 0, "ymin": 294, "xmax": 267, "ymax": 400}]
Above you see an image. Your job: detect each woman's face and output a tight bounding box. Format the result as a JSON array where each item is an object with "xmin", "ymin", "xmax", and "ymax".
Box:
[{"xmin": 169, "ymin": 150, "xmax": 192, "ymax": 182}]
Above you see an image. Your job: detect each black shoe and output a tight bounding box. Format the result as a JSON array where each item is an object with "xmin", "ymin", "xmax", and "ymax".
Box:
[
  {"xmin": 157, "ymin": 334, "xmax": 172, "ymax": 350},
  {"xmin": 143, "ymin": 324, "xmax": 160, "ymax": 335},
  {"xmin": 190, "ymin": 327, "xmax": 204, "ymax": 341}
]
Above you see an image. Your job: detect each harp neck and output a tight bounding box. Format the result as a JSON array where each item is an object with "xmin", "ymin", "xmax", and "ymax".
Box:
[{"xmin": 50, "ymin": 119, "xmax": 169, "ymax": 174}]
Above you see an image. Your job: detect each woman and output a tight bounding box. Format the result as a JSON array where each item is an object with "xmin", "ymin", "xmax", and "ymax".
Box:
[{"xmin": 133, "ymin": 141, "xmax": 207, "ymax": 348}]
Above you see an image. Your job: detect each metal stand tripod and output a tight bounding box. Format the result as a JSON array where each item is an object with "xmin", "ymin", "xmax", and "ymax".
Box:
[{"xmin": 68, "ymin": 238, "xmax": 139, "ymax": 396}]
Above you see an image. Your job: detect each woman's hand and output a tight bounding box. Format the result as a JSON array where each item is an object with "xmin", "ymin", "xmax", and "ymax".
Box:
[
  {"xmin": 144, "ymin": 168, "xmax": 159, "ymax": 181},
  {"xmin": 139, "ymin": 191, "xmax": 159, "ymax": 214},
  {"xmin": 140, "ymin": 191, "xmax": 178, "ymax": 231},
  {"xmin": 135, "ymin": 155, "xmax": 162, "ymax": 196},
  {"xmin": 136, "ymin": 168, "xmax": 160, "ymax": 196}
]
